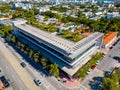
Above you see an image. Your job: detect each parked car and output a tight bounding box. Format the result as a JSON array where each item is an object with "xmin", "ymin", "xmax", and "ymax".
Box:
[
  {"xmin": 87, "ymin": 68, "xmax": 92, "ymax": 74},
  {"xmin": 34, "ymin": 79, "xmax": 41, "ymax": 86},
  {"xmin": 20, "ymin": 62, "xmax": 26, "ymax": 68},
  {"xmin": 104, "ymin": 71, "xmax": 111, "ymax": 76},
  {"xmin": 109, "ymin": 46, "xmax": 113, "ymax": 49},
  {"xmin": 96, "ymin": 60, "xmax": 100, "ymax": 64},
  {"xmin": 91, "ymin": 65, "xmax": 96, "ymax": 70}
]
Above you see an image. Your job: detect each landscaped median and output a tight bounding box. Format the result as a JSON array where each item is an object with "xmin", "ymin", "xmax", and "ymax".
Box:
[{"xmin": 77, "ymin": 52, "xmax": 103, "ymax": 79}]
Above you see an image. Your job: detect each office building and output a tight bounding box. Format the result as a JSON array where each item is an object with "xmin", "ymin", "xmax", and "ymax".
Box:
[{"xmin": 13, "ymin": 19, "xmax": 103, "ymax": 76}]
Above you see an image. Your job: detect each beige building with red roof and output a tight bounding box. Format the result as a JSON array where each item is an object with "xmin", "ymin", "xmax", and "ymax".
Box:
[{"xmin": 103, "ymin": 32, "xmax": 117, "ymax": 48}]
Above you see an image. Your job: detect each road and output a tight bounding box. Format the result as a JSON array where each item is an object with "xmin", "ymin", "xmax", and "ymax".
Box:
[
  {"xmin": 0, "ymin": 44, "xmax": 28, "ymax": 90},
  {"xmin": 0, "ymin": 38, "xmax": 44, "ymax": 90},
  {"xmin": 81, "ymin": 37, "xmax": 120, "ymax": 90},
  {"xmin": 0, "ymin": 50, "xmax": 28, "ymax": 90}
]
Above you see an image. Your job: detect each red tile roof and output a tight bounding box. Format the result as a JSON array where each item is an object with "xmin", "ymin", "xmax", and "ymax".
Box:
[
  {"xmin": 76, "ymin": 26, "xmax": 90, "ymax": 33},
  {"xmin": 103, "ymin": 32, "xmax": 117, "ymax": 45}
]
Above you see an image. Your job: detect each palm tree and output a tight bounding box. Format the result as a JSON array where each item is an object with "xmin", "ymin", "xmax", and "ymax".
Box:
[
  {"xmin": 33, "ymin": 52, "xmax": 39, "ymax": 62},
  {"xmin": 28, "ymin": 49, "xmax": 34, "ymax": 58}
]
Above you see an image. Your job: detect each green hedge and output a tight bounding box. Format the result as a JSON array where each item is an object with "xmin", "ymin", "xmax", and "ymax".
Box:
[{"xmin": 77, "ymin": 52, "xmax": 103, "ymax": 78}]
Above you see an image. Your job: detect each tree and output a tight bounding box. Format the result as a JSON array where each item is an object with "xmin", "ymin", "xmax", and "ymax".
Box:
[
  {"xmin": 61, "ymin": 17, "xmax": 68, "ymax": 23},
  {"xmin": 73, "ymin": 32, "xmax": 79, "ymax": 41},
  {"xmin": 110, "ymin": 73, "xmax": 119, "ymax": 83},
  {"xmin": 103, "ymin": 77, "xmax": 119, "ymax": 90},
  {"xmin": 108, "ymin": 23, "xmax": 119, "ymax": 32},
  {"xmin": 77, "ymin": 11, "xmax": 82, "ymax": 17},
  {"xmin": 33, "ymin": 52, "xmax": 39, "ymax": 62},
  {"xmin": 40, "ymin": 57, "xmax": 48, "ymax": 68},
  {"xmin": 32, "ymin": 8, "xmax": 39, "ymax": 15},
  {"xmin": 43, "ymin": 11, "xmax": 54, "ymax": 18},
  {"xmin": 28, "ymin": 49, "xmax": 34, "ymax": 58},
  {"xmin": 49, "ymin": 63, "xmax": 59, "ymax": 77}
]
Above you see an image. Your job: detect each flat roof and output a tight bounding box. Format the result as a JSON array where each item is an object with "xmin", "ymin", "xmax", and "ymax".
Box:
[
  {"xmin": 13, "ymin": 20, "xmax": 103, "ymax": 57},
  {"xmin": 0, "ymin": 19, "xmax": 12, "ymax": 25}
]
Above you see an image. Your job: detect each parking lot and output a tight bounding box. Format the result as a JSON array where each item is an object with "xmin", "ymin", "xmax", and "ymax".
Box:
[{"xmin": 81, "ymin": 37, "xmax": 120, "ymax": 90}]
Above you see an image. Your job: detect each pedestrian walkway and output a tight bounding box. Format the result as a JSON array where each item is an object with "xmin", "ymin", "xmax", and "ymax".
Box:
[{"xmin": 59, "ymin": 72, "xmax": 80, "ymax": 88}]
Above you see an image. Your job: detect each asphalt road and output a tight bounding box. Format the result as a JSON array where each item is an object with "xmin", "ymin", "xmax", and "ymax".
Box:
[
  {"xmin": 0, "ymin": 53, "xmax": 27, "ymax": 90},
  {"xmin": 0, "ymin": 39, "xmax": 42, "ymax": 90},
  {"xmin": 0, "ymin": 46, "xmax": 28, "ymax": 90}
]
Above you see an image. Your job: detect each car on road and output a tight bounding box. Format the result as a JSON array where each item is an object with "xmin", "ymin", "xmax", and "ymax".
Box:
[
  {"xmin": 34, "ymin": 79, "xmax": 41, "ymax": 86},
  {"xmin": 20, "ymin": 62, "xmax": 26, "ymax": 68},
  {"xmin": 0, "ymin": 76, "xmax": 10, "ymax": 88}
]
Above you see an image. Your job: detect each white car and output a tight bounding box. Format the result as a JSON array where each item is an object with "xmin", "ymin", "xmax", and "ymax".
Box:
[
  {"xmin": 34, "ymin": 79, "xmax": 41, "ymax": 86},
  {"xmin": 87, "ymin": 68, "xmax": 92, "ymax": 74},
  {"xmin": 96, "ymin": 60, "xmax": 100, "ymax": 64}
]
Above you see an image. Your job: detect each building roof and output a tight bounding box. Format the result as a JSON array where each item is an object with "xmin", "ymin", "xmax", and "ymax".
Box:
[
  {"xmin": 0, "ymin": 19, "xmax": 12, "ymax": 26},
  {"xmin": 103, "ymin": 32, "xmax": 117, "ymax": 45},
  {"xmin": 13, "ymin": 20, "xmax": 103, "ymax": 58}
]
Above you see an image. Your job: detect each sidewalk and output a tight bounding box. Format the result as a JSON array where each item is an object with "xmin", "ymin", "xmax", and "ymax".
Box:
[{"xmin": 59, "ymin": 72, "xmax": 80, "ymax": 89}]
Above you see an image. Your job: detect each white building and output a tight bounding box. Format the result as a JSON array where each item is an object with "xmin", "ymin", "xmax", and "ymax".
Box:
[
  {"xmin": 39, "ymin": 6, "xmax": 50, "ymax": 14},
  {"xmin": 12, "ymin": 19, "xmax": 104, "ymax": 76},
  {"xmin": 107, "ymin": 12, "xmax": 120, "ymax": 19},
  {"xmin": 13, "ymin": 3, "xmax": 33, "ymax": 10}
]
